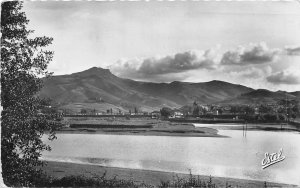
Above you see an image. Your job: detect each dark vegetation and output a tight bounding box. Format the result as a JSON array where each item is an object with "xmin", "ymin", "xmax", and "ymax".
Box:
[
  {"xmin": 70, "ymin": 124, "xmax": 153, "ymax": 129},
  {"xmin": 159, "ymin": 173, "xmax": 223, "ymax": 188},
  {"xmin": 35, "ymin": 173, "xmax": 147, "ymax": 188},
  {"xmin": 66, "ymin": 114, "xmax": 152, "ymax": 118},
  {"xmin": 160, "ymin": 107, "xmax": 173, "ymax": 118},
  {"xmin": 1, "ymin": 2, "xmax": 61, "ymax": 186},
  {"xmin": 29, "ymin": 170, "xmax": 255, "ymax": 188},
  {"xmin": 169, "ymin": 118, "xmax": 245, "ymax": 124},
  {"xmin": 175, "ymin": 100, "xmax": 300, "ymax": 123}
]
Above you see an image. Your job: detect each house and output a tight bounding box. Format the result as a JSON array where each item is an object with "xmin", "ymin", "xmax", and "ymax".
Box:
[
  {"xmin": 169, "ymin": 111, "xmax": 184, "ymax": 118},
  {"xmin": 151, "ymin": 111, "xmax": 161, "ymax": 119},
  {"xmin": 174, "ymin": 111, "xmax": 184, "ymax": 118},
  {"xmin": 254, "ymin": 107, "xmax": 259, "ymax": 115}
]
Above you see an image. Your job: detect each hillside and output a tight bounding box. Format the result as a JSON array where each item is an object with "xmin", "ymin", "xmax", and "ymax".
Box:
[
  {"xmin": 39, "ymin": 67, "xmax": 254, "ymax": 113},
  {"xmin": 290, "ymin": 91, "xmax": 300, "ymax": 98},
  {"xmin": 218, "ymin": 89, "xmax": 299, "ymax": 105}
]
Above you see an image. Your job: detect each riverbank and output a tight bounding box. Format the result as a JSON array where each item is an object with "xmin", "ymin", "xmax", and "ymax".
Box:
[
  {"xmin": 58, "ymin": 117, "xmax": 224, "ymax": 137},
  {"xmin": 42, "ymin": 161, "xmax": 296, "ymax": 187},
  {"xmin": 61, "ymin": 116, "xmax": 300, "ymax": 136},
  {"xmin": 57, "ymin": 127, "xmax": 223, "ymax": 137},
  {"xmin": 196, "ymin": 122, "xmax": 300, "ymax": 132}
]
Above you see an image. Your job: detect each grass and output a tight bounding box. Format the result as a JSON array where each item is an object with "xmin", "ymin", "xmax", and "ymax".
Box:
[
  {"xmin": 70, "ymin": 124, "xmax": 153, "ymax": 129},
  {"xmin": 157, "ymin": 170, "xmax": 245, "ymax": 188},
  {"xmin": 35, "ymin": 171, "xmax": 152, "ymax": 188},
  {"xmin": 58, "ymin": 116, "xmax": 221, "ymax": 137},
  {"xmin": 36, "ymin": 172, "xmax": 216, "ymax": 188},
  {"xmin": 32, "ymin": 169, "xmax": 273, "ymax": 188},
  {"xmin": 159, "ymin": 173, "xmax": 217, "ymax": 188}
]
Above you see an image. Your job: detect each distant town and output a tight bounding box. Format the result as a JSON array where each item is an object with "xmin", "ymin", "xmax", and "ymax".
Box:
[{"xmin": 41, "ymin": 98, "xmax": 299, "ymax": 125}]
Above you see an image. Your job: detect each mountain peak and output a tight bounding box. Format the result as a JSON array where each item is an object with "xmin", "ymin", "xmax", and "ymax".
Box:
[
  {"xmin": 72, "ymin": 66, "xmax": 113, "ymax": 77},
  {"xmin": 205, "ymin": 80, "xmax": 231, "ymax": 86},
  {"xmin": 170, "ymin": 81, "xmax": 182, "ymax": 85},
  {"xmin": 86, "ymin": 66, "xmax": 111, "ymax": 74},
  {"xmin": 207, "ymin": 80, "xmax": 228, "ymax": 84}
]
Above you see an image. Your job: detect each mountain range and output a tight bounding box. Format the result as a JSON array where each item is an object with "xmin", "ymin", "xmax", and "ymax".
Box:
[{"xmin": 39, "ymin": 67, "xmax": 300, "ymax": 113}]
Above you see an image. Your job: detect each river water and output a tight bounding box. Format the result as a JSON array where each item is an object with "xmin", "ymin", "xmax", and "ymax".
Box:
[{"xmin": 42, "ymin": 123, "xmax": 300, "ymax": 185}]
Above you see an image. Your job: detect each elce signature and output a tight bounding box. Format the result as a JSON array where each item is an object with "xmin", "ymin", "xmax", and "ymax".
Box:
[{"xmin": 261, "ymin": 148, "xmax": 285, "ymax": 169}]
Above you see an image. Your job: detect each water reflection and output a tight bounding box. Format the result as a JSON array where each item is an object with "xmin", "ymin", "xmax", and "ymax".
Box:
[{"xmin": 42, "ymin": 124, "xmax": 300, "ymax": 185}]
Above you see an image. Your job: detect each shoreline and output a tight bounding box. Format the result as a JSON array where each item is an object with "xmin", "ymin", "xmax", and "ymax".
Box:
[
  {"xmin": 196, "ymin": 123, "xmax": 300, "ymax": 132},
  {"xmin": 55, "ymin": 128, "xmax": 227, "ymax": 137},
  {"xmin": 53, "ymin": 122, "xmax": 300, "ymax": 137},
  {"xmin": 42, "ymin": 161, "xmax": 297, "ymax": 187},
  {"xmin": 59, "ymin": 116, "xmax": 300, "ymax": 138},
  {"xmin": 57, "ymin": 118, "xmax": 226, "ymax": 137}
]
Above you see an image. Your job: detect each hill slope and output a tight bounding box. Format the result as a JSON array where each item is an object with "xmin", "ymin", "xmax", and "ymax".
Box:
[
  {"xmin": 218, "ymin": 89, "xmax": 299, "ymax": 105},
  {"xmin": 39, "ymin": 67, "xmax": 254, "ymax": 112}
]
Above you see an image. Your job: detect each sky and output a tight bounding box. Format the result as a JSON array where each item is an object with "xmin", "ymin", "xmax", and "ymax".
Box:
[{"xmin": 23, "ymin": 1, "xmax": 300, "ymax": 91}]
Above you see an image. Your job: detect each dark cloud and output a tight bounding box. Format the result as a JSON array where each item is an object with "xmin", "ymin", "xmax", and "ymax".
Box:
[
  {"xmin": 110, "ymin": 49, "xmax": 218, "ymax": 81},
  {"xmin": 221, "ymin": 43, "xmax": 279, "ymax": 65},
  {"xmin": 139, "ymin": 51, "xmax": 215, "ymax": 74},
  {"xmin": 267, "ymin": 71, "xmax": 300, "ymax": 85},
  {"xmin": 285, "ymin": 46, "xmax": 300, "ymax": 56}
]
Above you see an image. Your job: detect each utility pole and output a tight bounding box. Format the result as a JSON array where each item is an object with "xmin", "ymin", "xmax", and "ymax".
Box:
[{"xmin": 286, "ymin": 94, "xmax": 289, "ymax": 123}]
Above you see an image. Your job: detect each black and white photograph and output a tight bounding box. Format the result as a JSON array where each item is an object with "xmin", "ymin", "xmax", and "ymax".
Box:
[{"xmin": 1, "ymin": 0, "xmax": 300, "ymax": 187}]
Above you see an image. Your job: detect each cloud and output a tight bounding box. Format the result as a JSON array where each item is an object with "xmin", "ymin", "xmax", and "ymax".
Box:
[
  {"xmin": 284, "ymin": 45, "xmax": 300, "ymax": 56},
  {"xmin": 221, "ymin": 42, "xmax": 279, "ymax": 65},
  {"xmin": 228, "ymin": 66, "xmax": 272, "ymax": 79},
  {"xmin": 110, "ymin": 48, "xmax": 220, "ymax": 80},
  {"xmin": 267, "ymin": 71, "xmax": 300, "ymax": 85},
  {"xmin": 109, "ymin": 42, "xmax": 300, "ymax": 87}
]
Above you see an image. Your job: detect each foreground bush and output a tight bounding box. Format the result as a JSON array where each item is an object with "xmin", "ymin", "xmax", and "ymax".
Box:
[
  {"xmin": 158, "ymin": 171, "xmax": 218, "ymax": 188},
  {"xmin": 31, "ymin": 170, "xmax": 255, "ymax": 188},
  {"xmin": 28, "ymin": 169, "xmax": 272, "ymax": 187},
  {"xmin": 159, "ymin": 171, "xmax": 269, "ymax": 188},
  {"xmin": 34, "ymin": 171, "xmax": 153, "ymax": 188}
]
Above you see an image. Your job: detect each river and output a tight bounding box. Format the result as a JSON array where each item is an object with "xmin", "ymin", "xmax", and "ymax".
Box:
[{"xmin": 42, "ymin": 123, "xmax": 300, "ymax": 185}]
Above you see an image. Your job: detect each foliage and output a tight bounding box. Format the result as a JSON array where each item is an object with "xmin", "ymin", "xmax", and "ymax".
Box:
[
  {"xmin": 160, "ymin": 107, "xmax": 172, "ymax": 118},
  {"xmin": 259, "ymin": 105, "xmax": 273, "ymax": 114},
  {"xmin": 243, "ymin": 106, "xmax": 255, "ymax": 115},
  {"xmin": 230, "ymin": 105, "xmax": 239, "ymax": 115},
  {"xmin": 278, "ymin": 114, "xmax": 286, "ymax": 121},
  {"xmin": 81, "ymin": 108, "xmax": 87, "ymax": 114},
  {"xmin": 291, "ymin": 114, "xmax": 296, "ymax": 119},
  {"xmin": 1, "ymin": 1, "xmax": 61, "ymax": 186},
  {"xmin": 201, "ymin": 107, "xmax": 208, "ymax": 115},
  {"xmin": 277, "ymin": 99, "xmax": 298, "ymax": 106},
  {"xmin": 34, "ymin": 170, "xmax": 244, "ymax": 188},
  {"xmin": 31, "ymin": 171, "xmax": 151, "ymax": 188},
  {"xmin": 193, "ymin": 105, "xmax": 200, "ymax": 116},
  {"xmin": 291, "ymin": 105, "xmax": 299, "ymax": 115},
  {"xmin": 218, "ymin": 108, "xmax": 223, "ymax": 115},
  {"xmin": 159, "ymin": 171, "xmax": 219, "ymax": 188},
  {"xmin": 262, "ymin": 114, "xmax": 277, "ymax": 122}
]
